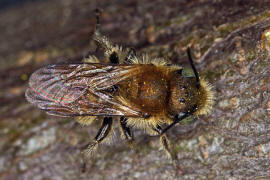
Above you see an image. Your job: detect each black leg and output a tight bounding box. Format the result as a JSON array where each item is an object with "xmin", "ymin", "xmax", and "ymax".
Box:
[
  {"xmin": 84, "ymin": 117, "xmax": 113, "ymax": 157},
  {"xmin": 94, "ymin": 8, "xmax": 101, "ymax": 35},
  {"xmin": 93, "ymin": 9, "xmax": 136, "ymax": 64},
  {"xmin": 95, "ymin": 117, "xmax": 113, "ymax": 142},
  {"xmin": 93, "ymin": 9, "xmax": 121, "ymax": 64},
  {"xmin": 120, "ymin": 117, "xmax": 134, "ymax": 141},
  {"xmin": 152, "ymin": 125, "xmax": 175, "ymax": 160},
  {"xmin": 119, "ymin": 117, "xmax": 138, "ymax": 150},
  {"xmin": 109, "ymin": 51, "xmax": 119, "ymax": 64},
  {"xmin": 152, "ymin": 124, "xmax": 162, "ymax": 134}
]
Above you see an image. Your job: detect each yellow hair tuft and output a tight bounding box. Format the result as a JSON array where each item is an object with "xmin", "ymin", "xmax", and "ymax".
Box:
[{"xmin": 195, "ymin": 78, "xmax": 215, "ymax": 116}]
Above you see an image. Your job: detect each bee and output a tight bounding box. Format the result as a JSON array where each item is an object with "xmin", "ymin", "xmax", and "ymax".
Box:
[{"xmin": 25, "ymin": 9, "xmax": 214, "ymax": 159}]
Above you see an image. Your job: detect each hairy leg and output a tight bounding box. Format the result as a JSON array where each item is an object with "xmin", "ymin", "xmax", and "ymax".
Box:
[
  {"xmin": 153, "ymin": 125, "xmax": 176, "ymax": 160},
  {"xmin": 123, "ymin": 48, "xmax": 137, "ymax": 64},
  {"xmin": 119, "ymin": 117, "xmax": 137, "ymax": 148},
  {"xmin": 93, "ymin": 9, "xmax": 135, "ymax": 64},
  {"xmin": 82, "ymin": 55, "xmax": 100, "ymax": 63},
  {"xmin": 76, "ymin": 116, "xmax": 97, "ymax": 126},
  {"xmin": 84, "ymin": 116, "xmax": 113, "ymax": 157}
]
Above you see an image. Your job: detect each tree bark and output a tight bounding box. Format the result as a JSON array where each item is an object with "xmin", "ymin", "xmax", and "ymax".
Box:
[{"xmin": 0, "ymin": 0, "xmax": 270, "ymax": 179}]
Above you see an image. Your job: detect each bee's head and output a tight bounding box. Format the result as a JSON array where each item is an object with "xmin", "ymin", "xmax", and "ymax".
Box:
[
  {"xmin": 168, "ymin": 48, "xmax": 214, "ymax": 118},
  {"xmin": 162, "ymin": 48, "xmax": 214, "ymax": 134}
]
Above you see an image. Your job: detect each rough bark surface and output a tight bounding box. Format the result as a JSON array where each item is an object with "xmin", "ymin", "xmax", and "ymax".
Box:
[{"xmin": 0, "ymin": 0, "xmax": 270, "ymax": 179}]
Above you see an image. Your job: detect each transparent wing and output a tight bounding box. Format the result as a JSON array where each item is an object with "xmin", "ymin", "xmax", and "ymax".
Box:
[{"xmin": 25, "ymin": 63, "xmax": 144, "ymax": 117}]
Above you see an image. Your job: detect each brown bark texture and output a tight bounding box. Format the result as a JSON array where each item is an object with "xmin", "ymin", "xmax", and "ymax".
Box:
[{"xmin": 0, "ymin": 0, "xmax": 270, "ymax": 179}]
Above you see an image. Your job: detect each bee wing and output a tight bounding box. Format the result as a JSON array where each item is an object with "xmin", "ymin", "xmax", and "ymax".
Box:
[{"xmin": 25, "ymin": 63, "xmax": 143, "ymax": 117}]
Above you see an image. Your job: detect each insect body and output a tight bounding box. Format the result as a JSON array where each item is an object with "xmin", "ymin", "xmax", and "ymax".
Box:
[{"xmin": 25, "ymin": 11, "xmax": 214, "ymax": 159}]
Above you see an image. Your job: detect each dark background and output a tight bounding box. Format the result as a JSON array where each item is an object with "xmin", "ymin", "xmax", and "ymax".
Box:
[{"xmin": 0, "ymin": 0, "xmax": 270, "ymax": 179}]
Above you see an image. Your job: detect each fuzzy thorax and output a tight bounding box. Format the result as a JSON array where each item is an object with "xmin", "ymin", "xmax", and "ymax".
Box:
[{"xmin": 195, "ymin": 78, "xmax": 215, "ymax": 116}]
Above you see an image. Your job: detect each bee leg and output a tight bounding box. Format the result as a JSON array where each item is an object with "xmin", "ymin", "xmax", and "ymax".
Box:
[
  {"xmin": 160, "ymin": 134, "xmax": 176, "ymax": 160},
  {"xmin": 108, "ymin": 51, "xmax": 119, "ymax": 64},
  {"xmin": 123, "ymin": 48, "xmax": 136, "ymax": 64},
  {"xmin": 153, "ymin": 125, "xmax": 176, "ymax": 161},
  {"xmin": 119, "ymin": 117, "xmax": 137, "ymax": 148},
  {"xmin": 84, "ymin": 117, "xmax": 113, "ymax": 157},
  {"xmin": 93, "ymin": 9, "xmax": 114, "ymax": 56},
  {"xmin": 93, "ymin": 9, "xmax": 128, "ymax": 64},
  {"xmin": 82, "ymin": 55, "xmax": 100, "ymax": 63}
]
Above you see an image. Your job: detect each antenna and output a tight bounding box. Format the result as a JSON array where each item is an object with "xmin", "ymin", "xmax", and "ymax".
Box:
[
  {"xmin": 187, "ymin": 47, "xmax": 200, "ymax": 88},
  {"xmin": 161, "ymin": 105, "xmax": 197, "ymax": 134}
]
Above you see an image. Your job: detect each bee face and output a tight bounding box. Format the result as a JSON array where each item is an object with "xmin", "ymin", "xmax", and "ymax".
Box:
[
  {"xmin": 25, "ymin": 10, "xmax": 214, "ymax": 159},
  {"xmin": 168, "ymin": 70, "xmax": 199, "ymax": 116}
]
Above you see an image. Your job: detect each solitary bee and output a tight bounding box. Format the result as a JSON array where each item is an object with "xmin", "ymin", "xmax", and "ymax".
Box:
[{"xmin": 25, "ymin": 10, "xmax": 214, "ymax": 159}]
